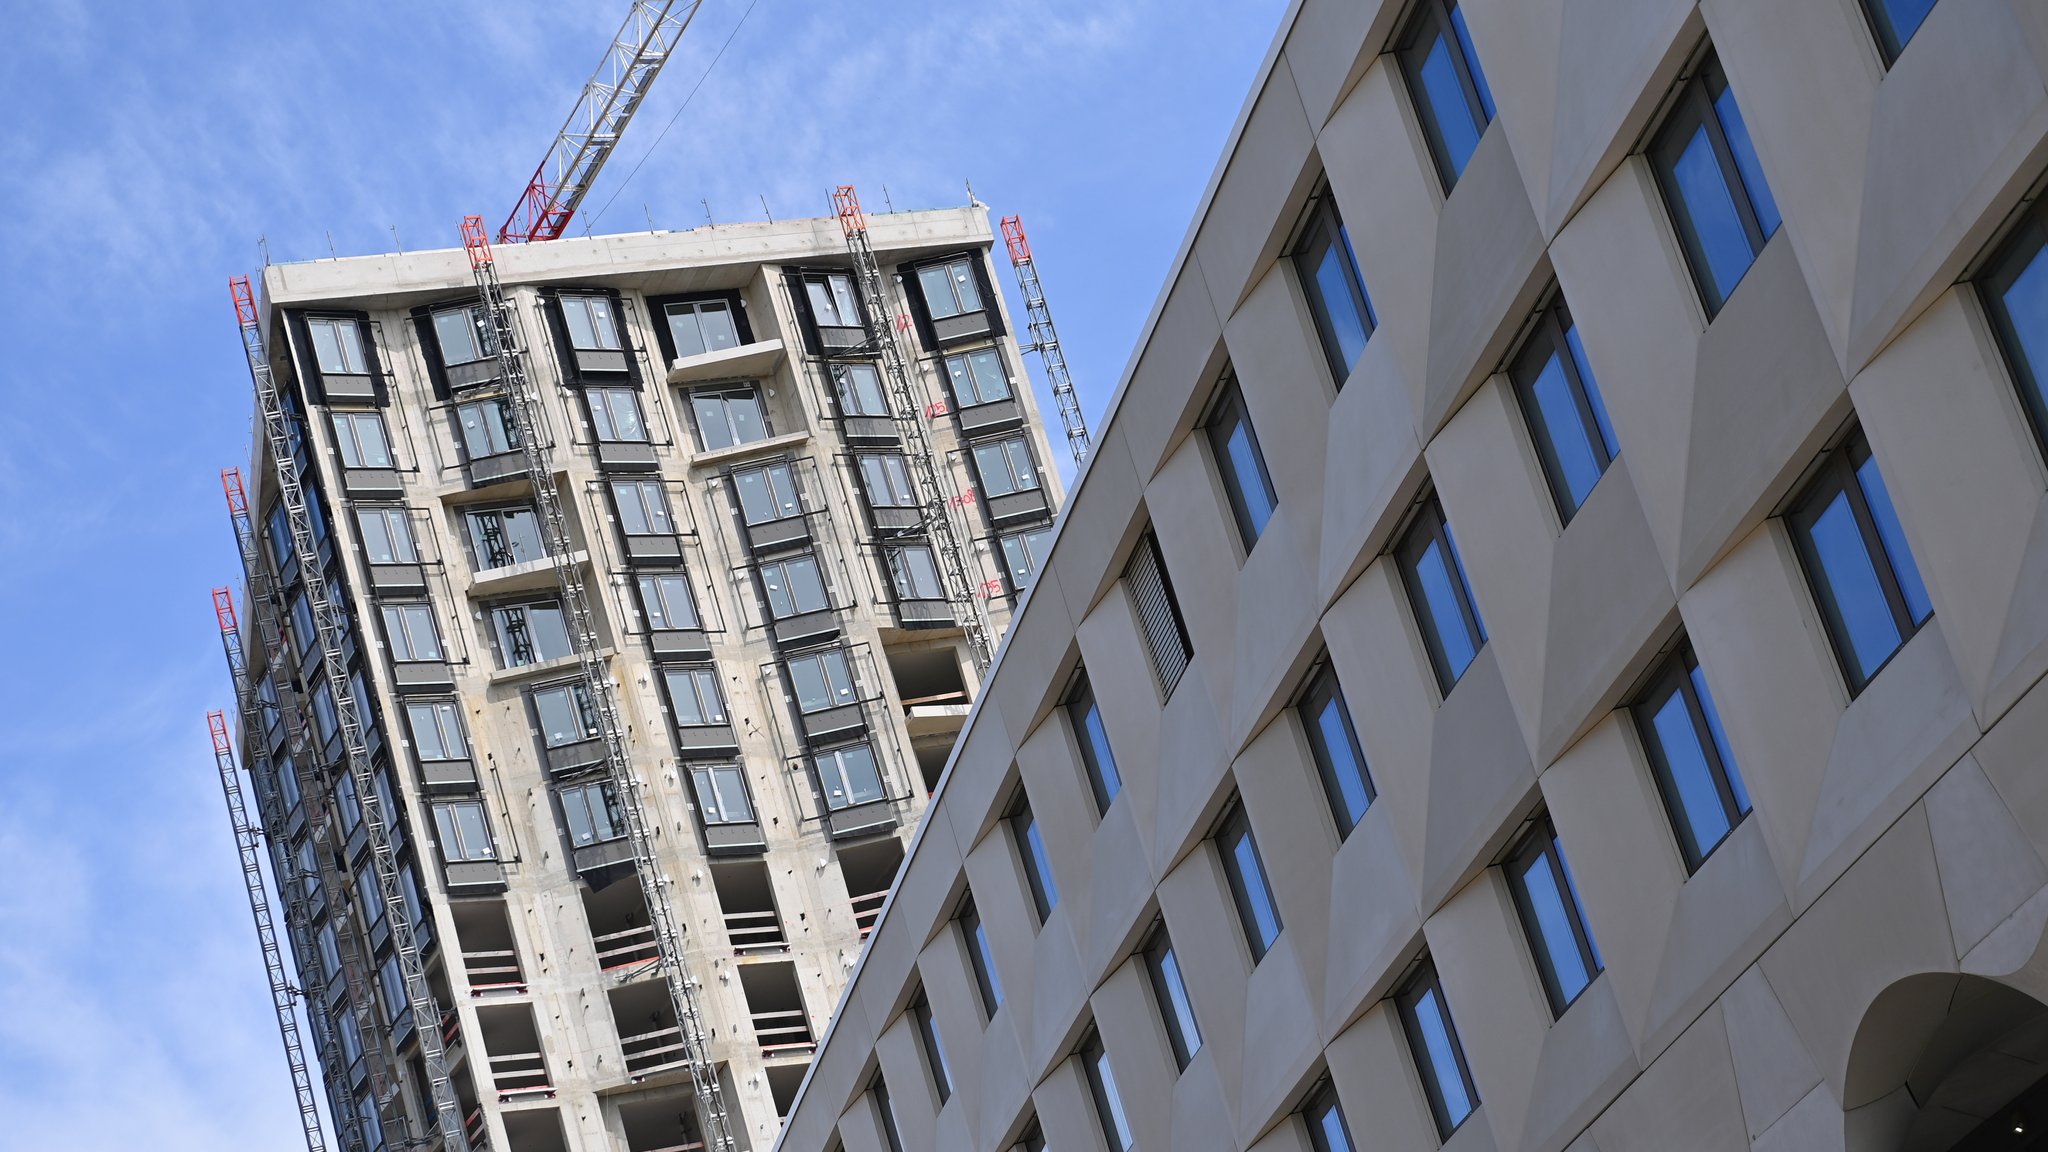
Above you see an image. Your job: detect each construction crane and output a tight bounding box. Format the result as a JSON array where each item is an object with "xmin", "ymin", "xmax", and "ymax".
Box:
[
  {"xmin": 835, "ymin": 184, "xmax": 997, "ymax": 672},
  {"xmin": 1001, "ymin": 215, "xmax": 1091, "ymax": 465},
  {"xmin": 499, "ymin": 0, "xmax": 704, "ymax": 242}
]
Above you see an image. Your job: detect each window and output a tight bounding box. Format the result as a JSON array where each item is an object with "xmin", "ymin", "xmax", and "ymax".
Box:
[
  {"xmin": 434, "ymin": 799, "xmax": 496, "ymax": 862},
  {"xmin": 406, "ymin": 701, "xmax": 469, "ymax": 761},
  {"xmin": 1204, "ymin": 372, "xmax": 1278, "ymax": 546},
  {"xmin": 1216, "ymin": 802, "xmax": 1282, "ymax": 962},
  {"xmin": 664, "ymin": 298, "xmax": 740, "ymax": 359},
  {"xmin": 265, "ymin": 502, "xmax": 294, "ymax": 569},
  {"xmin": 1398, "ymin": 961, "xmax": 1479, "ymax": 1138},
  {"xmin": 291, "ymin": 592, "xmax": 318, "ymax": 656},
  {"xmin": 377, "ymin": 954, "xmax": 406, "ymax": 1024},
  {"xmin": 912, "ymin": 993, "xmax": 953, "ymax": 1104},
  {"xmin": 1299, "ymin": 662, "xmax": 1374, "ymax": 837},
  {"xmin": 317, "ymin": 922, "xmax": 342, "ymax": 981},
  {"xmin": 759, "ymin": 554, "xmax": 830, "ymax": 619},
  {"xmin": 335, "ymin": 770, "xmax": 363, "ymax": 833},
  {"xmin": 1126, "ymin": 529, "xmax": 1193, "ymax": 695},
  {"xmin": 1080, "ymin": 1029, "xmax": 1134, "ymax": 1152},
  {"xmin": 886, "ymin": 545, "xmax": 946, "ymax": 602},
  {"xmin": 337, "ymin": 1009, "xmax": 362, "ymax": 1066},
  {"xmin": 611, "ymin": 479, "xmax": 674, "ymax": 537},
  {"xmin": 491, "ymin": 601, "xmax": 572, "ymax": 666},
  {"xmin": 970, "ymin": 435, "xmax": 1040, "ymax": 497},
  {"xmin": 1395, "ymin": 494, "xmax": 1488, "ymax": 693},
  {"xmin": 787, "ymin": 648, "xmax": 858, "ymax": 714},
  {"xmin": 1144, "ymin": 926, "xmax": 1202, "ymax": 1071},
  {"xmin": 1634, "ymin": 639, "xmax": 1753, "ymax": 869},
  {"xmin": 1011, "ymin": 796, "xmax": 1059, "ymax": 922},
  {"xmin": 691, "ymin": 386, "xmax": 769, "ymax": 451},
  {"xmin": 637, "ymin": 572, "xmax": 701, "ymax": 631},
  {"xmin": 457, "ymin": 398, "xmax": 521, "ymax": 459},
  {"xmin": 1067, "ymin": 670, "xmax": 1122, "ymax": 815},
  {"xmin": 1511, "ymin": 297, "xmax": 1620, "ymax": 519},
  {"xmin": 587, "ymin": 387, "xmax": 647, "ymax": 443},
  {"xmin": 1302, "ymin": 1082, "xmax": 1356, "ymax": 1152},
  {"xmin": 1293, "ymin": 196, "xmax": 1375, "ymax": 384},
  {"xmin": 804, "ymin": 272, "xmax": 864, "ymax": 329},
  {"xmin": 734, "ymin": 460, "xmax": 802, "ymax": 524},
  {"xmin": 918, "ymin": 256, "xmax": 985, "ymax": 320},
  {"xmin": 1787, "ymin": 427, "xmax": 1931, "ymax": 692},
  {"xmin": 311, "ymin": 679, "xmax": 338, "ymax": 743},
  {"xmin": 356, "ymin": 508, "xmax": 418, "ymax": 565},
  {"xmin": 1649, "ymin": 50, "xmax": 1781, "ymax": 316},
  {"xmin": 432, "ymin": 303, "xmax": 492, "ymax": 366},
  {"xmin": 331, "ymin": 411, "xmax": 393, "ymax": 469},
  {"xmin": 1863, "ymin": 0, "xmax": 1937, "ymax": 64},
  {"xmin": 465, "ymin": 504, "xmax": 546, "ymax": 569},
  {"xmin": 559, "ymin": 293, "xmax": 621, "ymax": 351},
  {"xmin": 959, "ymin": 896, "xmax": 1003, "ymax": 1016},
  {"xmin": 561, "ymin": 770, "xmax": 622, "ymax": 844},
  {"xmin": 944, "ymin": 348, "xmax": 1012, "ymax": 406},
  {"xmin": 662, "ymin": 665, "xmax": 728, "ymax": 727},
  {"xmin": 309, "ymin": 316, "xmax": 369, "ymax": 375},
  {"xmin": 1397, "ymin": 0, "xmax": 1496, "ymax": 188},
  {"xmin": 815, "ymin": 744, "xmax": 884, "ymax": 810},
  {"xmin": 533, "ymin": 681, "xmax": 599, "ymax": 748},
  {"xmin": 276, "ymin": 753, "xmax": 301, "ymax": 810},
  {"xmin": 1979, "ymin": 205, "xmax": 2048, "ymax": 456},
  {"xmin": 999, "ymin": 526, "xmax": 1053, "ymax": 593},
  {"xmin": 379, "ymin": 603, "xmax": 443, "ymax": 662},
  {"xmin": 690, "ymin": 763, "xmax": 755, "ymax": 824},
  {"xmin": 1505, "ymin": 816, "xmax": 1604, "ymax": 1015},
  {"xmin": 834, "ymin": 361, "xmax": 889, "ymax": 417},
  {"xmin": 858, "ymin": 453, "xmax": 918, "ymax": 509}
]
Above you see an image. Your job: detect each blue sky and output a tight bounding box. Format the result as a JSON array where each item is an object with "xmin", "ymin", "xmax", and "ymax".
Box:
[{"xmin": 0, "ymin": 1, "xmax": 1287, "ymax": 1146}]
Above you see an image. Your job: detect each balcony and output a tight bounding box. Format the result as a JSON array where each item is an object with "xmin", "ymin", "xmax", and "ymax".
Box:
[
  {"xmin": 610, "ymin": 980, "xmax": 690, "ymax": 1081},
  {"xmin": 739, "ymin": 961, "xmax": 814, "ymax": 1058},
  {"xmin": 665, "ymin": 337, "xmax": 785, "ymax": 386},
  {"xmin": 478, "ymin": 1003, "xmax": 553, "ymax": 1102},
  {"xmin": 837, "ymin": 836, "xmax": 903, "ymax": 940},
  {"xmin": 452, "ymin": 900, "xmax": 526, "ymax": 998},
  {"xmin": 711, "ymin": 861, "xmax": 786, "ymax": 955}
]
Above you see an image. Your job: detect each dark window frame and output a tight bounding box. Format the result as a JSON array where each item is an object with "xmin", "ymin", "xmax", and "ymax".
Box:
[
  {"xmin": 689, "ymin": 762, "xmax": 756, "ymax": 824},
  {"xmin": 1302, "ymin": 1081, "xmax": 1357, "ymax": 1152},
  {"xmin": 1126, "ymin": 529, "xmax": 1194, "ymax": 697},
  {"xmin": 998, "ymin": 524, "xmax": 1054, "ymax": 595},
  {"xmin": 1396, "ymin": 959, "xmax": 1480, "ymax": 1139},
  {"xmin": 943, "ymin": 346, "xmax": 1014, "ymax": 407},
  {"xmin": 1203, "ymin": 370, "xmax": 1279, "ymax": 548},
  {"xmin": 610, "ymin": 478, "xmax": 675, "ymax": 538},
  {"xmin": 1978, "ymin": 203, "xmax": 2048, "ymax": 460},
  {"xmin": 1395, "ymin": 0, "xmax": 1497, "ymax": 191},
  {"xmin": 1291, "ymin": 194, "xmax": 1376, "ymax": 386},
  {"xmin": 465, "ymin": 502, "xmax": 548, "ymax": 570},
  {"xmin": 559, "ymin": 777, "xmax": 626, "ymax": 847},
  {"xmin": 1647, "ymin": 50, "xmax": 1778, "ymax": 317},
  {"xmin": 1632, "ymin": 639, "xmax": 1752, "ymax": 871},
  {"xmin": 1503, "ymin": 815, "xmax": 1604, "ymax": 1017},
  {"xmin": 690, "ymin": 384, "xmax": 771, "ymax": 452},
  {"xmin": 1142, "ymin": 923, "xmax": 1202, "ymax": 1072},
  {"xmin": 1298, "ymin": 660, "xmax": 1374, "ymax": 838},
  {"xmin": 1010, "ymin": 794, "xmax": 1058, "ymax": 924},
  {"xmin": 872, "ymin": 1075, "xmax": 905, "ymax": 1152},
  {"xmin": 958, "ymin": 895, "xmax": 1003, "ymax": 1018},
  {"xmin": 1394, "ymin": 493, "xmax": 1489, "ymax": 694},
  {"xmin": 1860, "ymin": 0, "xmax": 1937, "ymax": 66},
  {"xmin": 637, "ymin": 571, "xmax": 702, "ymax": 632},
  {"xmin": 1508, "ymin": 296, "xmax": 1620, "ymax": 521},
  {"xmin": 585, "ymin": 385, "xmax": 649, "ymax": 444},
  {"xmin": 1079, "ymin": 1028, "xmax": 1134, "ymax": 1152},
  {"xmin": 1215, "ymin": 801, "xmax": 1283, "ymax": 962},
  {"xmin": 1066, "ymin": 669, "xmax": 1123, "ymax": 816},
  {"xmin": 910, "ymin": 991, "xmax": 953, "ymax": 1104}
]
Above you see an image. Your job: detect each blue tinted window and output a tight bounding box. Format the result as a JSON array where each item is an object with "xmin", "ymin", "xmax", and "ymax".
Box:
[
  {"xmin": 1673, "ymin": 126, "xmax": 1756, "ymax": 305},
  {"xmin": 1225, "ymin": 422, "xmax": 1275, "ymax": 534},
  {"xmin": 1417, "ymin": 540, "xmax": 1479, "ymax": 677},
  {"xmin": 1399, "ymin": 497, "xmax": 1487, "ymax": 692},
  {"xmin": 1418, "ymin": 36, "xmax": 1483, "ymax": 179},
  {"xmin": 1232, "ymin": 835, "xmax": 1281, "ymax": 948},
  {"xmin": 1689, "ymin": 663, "xmax": 1750, "ymax": 814},
  {"xmin": 1314, "ymin": 241, "xmax": 1371, "ymax": 369},
  {"xmin": 1556, "ymin": 847, "xmax": 1603, "ymax": 971},
  {"xmin": 1641, "ymin": 645, "xmax": 1752, "ymax": 870},
  {"xmin": 1218, "ymin": 806, "xmax": 1282, "ymax": 960},
  {"xmin": 1448, "ymin": 6, "xmax": 1495, "ymax": 120},
  {"xmin": 1069, "ymin": 673, "xmax": 1122, "ymax": 814},
  {"xmin": 1868, "ymin": 0, "xmax": 1938, "ymax": 60},
  {"xmin": 2000, "ymin": 243, "xmax": 2048, "ymax": 404},
  {"xmin": 1414, "ymin": 987, "xmax": 1474, "ymax": 1125},
  {"xmin": 1712, "ymin": 88, "xmax": 1779, "ymax": 238},
  {"xmin": 1519, "ymin": 851, "xmax": 1589, "ymax": 1001},
  {"xmin": 1855, "ymin": 455, "xmax": 1932, "ymax": 625},
  {"xmin": 1529, "ymin": 354, "xmax": 1605, "ymax": 510},
  {"xmin": 1653, "ymin": 54, "xmax": 1778, "ymax": 315},
  {"xmin": 1316, "ymin": 696, "xmax": 1371, "ymax": 827},
  {"xmin": 1564, "ymin": 322, "xmax": 1621, "ymax": 459},
  {"xmin": 1652, "ymin": 691, "xmax": 1736, "ymax": 858},
  {"xmin": 1402, "ymin": 0, "xmax": 1493, "ymax": 188},
  {"xmin": 1809, "ymin": 491, "xmax": 1904, "ymax": 682}
]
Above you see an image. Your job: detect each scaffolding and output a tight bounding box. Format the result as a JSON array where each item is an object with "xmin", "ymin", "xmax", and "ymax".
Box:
[
  {"xmin": 205, "ymin": 706, "xmax": 329, "ymax": 1152},
  {"xmin": 458, "ymin": 216, "xmax": 736, "ymax": 1152},
  {"xmin": 229, "ymin": 275, "xmax": 474, "ymax": 1152},
  {"xmin": 1000, "ymin": 215, "xmax": 1091, "ymax": 465},
  {"xmin": 833, "ymin": 184, "xmax": 996, "ymax": 672}
]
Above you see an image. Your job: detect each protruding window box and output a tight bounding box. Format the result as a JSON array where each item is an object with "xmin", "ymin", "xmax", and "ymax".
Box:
[
  {"xmin": 596, "ymin": 440, "xmax": 659, "ymax": 472},
  {"xmin": 930, "ymin": 310, "xmax": 993, "ymax": 345},
  {"xmin": 800, "ymin": 703, "xmax": 866, "ymax": 744},
  {"xmin": 673, "ymin": 724, "xmax": 740, "ymax": 759},
  {"xmin": 343, "ymin": 468, "xmax": 404, "ymax": 499},
  {"xmin": 648, "ymin": 627, "xmax": 712, "ymax": 662},
  {"xmin": 545, "ymin": 738, "xmax": 609, "ymax": 777},
  {"xmin": 571, "ymin": 837, "xmax": 637, "ymax": 875},
  {"xmin": 282, "ymin": 797, "xmax": 308, "ymax": 841},
  {"xmin": 896, "ymin": 598, "xmax": 954, "ymax": 629},
  {"xmin": 826, "ymin": 799, "xmax": 896, "ymax": 840},
  {"xmin": 666, "ymin": 338, "xmax": 785, "ymax": 386},
  {"xmin": 623, "ymin": 533, "xmax": 682, "ymax": 566},
  {"xmin": 842, "ymin": 415, "xmax": 898, "ymax": 446},
  {"xmin": 367, "ymin": 909, "xmax": 391, "ymax": 955},
  {"xmin": 570, "ymin": 347, "xmax": 629, "ymax": 376},
  {"xmin": 986, "ymin": 487, "xmax": 1052, "ymax": 528},
  {"xmin": 344, "ymin": 821, "xmax": 371, "ymax": 870},
  {"xmin": 419, "ymin": 757, "xmax": 479, "ymax": 793},
  {"xmin": 443, "ymin": 860, "xmax": 507, "ymax": 896},
  {"xmin": 466, "ymin": 451, "xmax": 527, "ymax": 489},
  {"xmin": 369, "ymin": 562, "xmax": 428, "ymax": 595},
  {"xmin": 445, "ymin": 359, "xmax": 500, "ymax": 393},
  {"xmin": 955, "ymin": 397, "xmax": 1023, "ymax": 438},
  {"xmin": 818, "ymin": 324, "xmax": 868, "ymax": 354},
  {"xmin": 745, "ymin": 515, "xmax": 811, "ymax": 555},
  {"xmin": 322, "ymin": 372, "xmax": 377, "ymax": 403},
  {"xmin": 392, "ymin": 662, "xmax": 456, "ymax": 694},
  {"xmin": 868, "ymin": 506, "xmax": 924, "ymax": 535},
  {"xmin": 703, "ymin": 819, "xmax": 767, "ymax": 855},
  {"xmin": 772, "ymin": 609, "xmax": 840, "ymax": 648}
]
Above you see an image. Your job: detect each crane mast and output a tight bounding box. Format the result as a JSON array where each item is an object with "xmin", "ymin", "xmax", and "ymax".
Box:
[
  {"xmin": 1001, "ymin": 215, "xmax": 1091, "ymax": 464},
  {"xmin": 499, "ymin": 0, "xmax": 705, "ymax": 243}
]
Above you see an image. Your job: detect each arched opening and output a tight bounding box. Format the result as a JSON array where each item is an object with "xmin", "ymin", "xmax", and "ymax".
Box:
[{"xmin": 1845, "ymin": 973, "xmax": 2048, "ymax": 1151}]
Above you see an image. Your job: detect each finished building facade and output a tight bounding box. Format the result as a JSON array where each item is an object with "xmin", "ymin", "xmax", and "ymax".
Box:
[
  {"xmin": 775, "ymin": 3, "xmax": 2048, "ymax": 1152},
  {"xmin": 224, "ymin": 206, "xmax": 1063, "ymax": 1152}
]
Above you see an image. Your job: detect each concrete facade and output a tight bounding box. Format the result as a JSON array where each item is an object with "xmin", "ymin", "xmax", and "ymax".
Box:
[
  {"xmin": 234, "ymin": 206, "xmax": 1062, "ymax": 1151},
  {"xmin": 775, "ymin": 3, "xmax": 2048, "ymax": 1152}
]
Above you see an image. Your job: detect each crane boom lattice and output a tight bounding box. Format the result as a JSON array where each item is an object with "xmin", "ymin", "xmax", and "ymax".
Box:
[
  {"xmin": 499, "ymin": 0, "xmax": 704, "ymax": 243},
  {"xmin": 206, "ymin": 706, "xmax": 330, "ymax": 1152},
  {"xmin": 1000, "ymin": 215, "xmax": 1090, "ymax": 465},
  {"xmin": 229, "ymin": 276, "xmax": 474, "ymax": 1152},
  {"xmin": 459, "ymin": 216, "xmax": 736, "ymax": 1152},
  {"xmin": 833, "ymin": 185, "xmax": 996, "ymax": 672}
]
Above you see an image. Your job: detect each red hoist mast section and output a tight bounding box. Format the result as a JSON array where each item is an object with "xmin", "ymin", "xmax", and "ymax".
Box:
[
  {"xmin": 498, "ymin": 0, "xmax": 704, "ymax": 243},
  {"xmin": 1000, "ymin": 215, "xmax": 1092, "ymax": 465}
]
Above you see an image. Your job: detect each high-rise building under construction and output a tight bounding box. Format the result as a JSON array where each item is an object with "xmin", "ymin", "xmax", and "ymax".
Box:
[{"xmin": 214, "ymin": 202, "xmax": 1065, "ymax": 1152}]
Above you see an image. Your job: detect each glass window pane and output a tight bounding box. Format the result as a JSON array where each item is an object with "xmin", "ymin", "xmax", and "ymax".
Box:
[
  {"xmin": 1651, "ymin": 691, "xmax": 1735, "ymax": 857},
  {"xmin": 1689, "ymin": 664, "xmax": 1750, "ymax": 814},
  {"xmin": 712, "ymin": 767, "xmax": 752, "ymax": 821},
  {"xmin": 1223, "ymin": 417, "xmax": 1276, "ymax": 537},
  {"xmin": 1230, "ymin": 832, "xmax": 1281, "ymax": 950},
  {"xmin": 952, "ymin": 260, "xmax": 983, "ymax": 312},
  {"xmin": 1079, "ymin": 702, "xmax": 1121, "ymax": 801},
  {"xmin": 1999, "ymin": 240, "xmax": 2048, "ymax": 412},
  {"xmin": 1414, "ymin": 988, "xmax": 1474, "ymax": 1124},
  {"xmin": 919, "ymin": 265, "xmax": 960, "ymax": 318},
  {"xmin": 1854, "ymin": 455, "xmax": 1932, "ymax": 624},
  {"xmin": 1447, "ymin": 4, "xmax": 1495, "ymax": 120},
  {"xmin": 1416, "ymin": 539, "xmax": 1479, "ymax": 679},
  {"xmin": 1713, "ymin": 87, "xmax": 1780, "ymax": 238},
  {"xmin": 1808, "ymin": 490, "xmax": 1904, "ymax": 680},
  {"xmin": 434, "ymin": 309, "xmax": 480, "ymax": 364},
  {"xmin": 730, "ymin": 394, "xmax": 766, "ymax": 444},
  {"xmin": 1518, "ymin": 851, "xmax": 1592, "ymax": 1004},
  {"xmin": 1022, "ymin": 814, "xmax": 1058, "ymax": 911},
  {"xmin": 1564, "ymin": 322, "xmax": 1621, "ymax": 459},
  {"xmin": 1313, "ymin": 241, "xmax": 1370, "ymax": 372},
  {"xmin": 667, "ymin": 308, "xmax": 706, "ymax": 359},
  {"xmin": 1094, "ymin": 1048, "xmax": 1134, "ymax": 1151},
  {"xmin": 1314, "ymin": 695, "xmax": 1371, "ymax": 829},
  {"xmin": 698, "ymin": 302, "xmax": 738, "ymax": 352},
  {"xmin": 1157, "ymin": 944, "xmax": 1201, "ymax": 1057},
  {"xmin": 790, "ymin": 657, "xmax": 831, "ymax": 712},
  {"xmin": 1672, "ymin": 125, "xmax": 1757, "ymax": 305},
  {"xmin": 694, "ymin": 395, "xmax": 734, "ymax": 450},
  {"xmin": 1418, "ymin": 33, "xmax": 1483, "ymax": 179},
  {"xmin": 1529, "ymin": 352, "xmax": 1605, "ymax": 511},
  {"xmin": 563, "ymin": 298, "xmax": 597, "ymax": 349}
]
